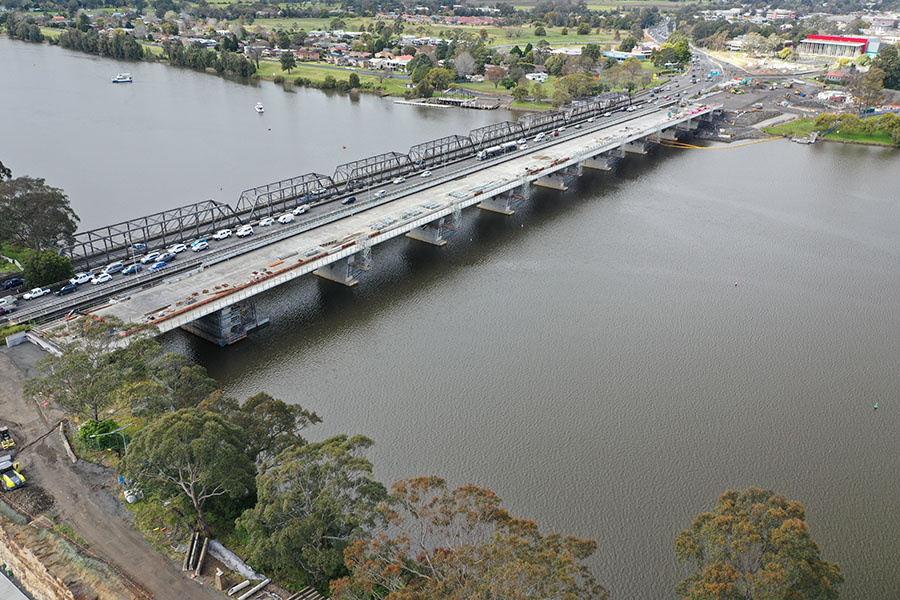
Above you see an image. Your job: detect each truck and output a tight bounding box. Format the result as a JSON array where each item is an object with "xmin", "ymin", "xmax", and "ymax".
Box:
[
  {"xmin": 476, "ymin": 141, "xmax": 519, "ymax": 160},
  {"xmin": 0, "ymin": 426, "xmax": 14, "ymax": 450}
]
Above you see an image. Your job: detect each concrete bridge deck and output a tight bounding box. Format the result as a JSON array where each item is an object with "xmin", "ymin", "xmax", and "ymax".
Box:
[{"xmin": 74, "ymin": 103, "xmax": 719, "ymax": 341}]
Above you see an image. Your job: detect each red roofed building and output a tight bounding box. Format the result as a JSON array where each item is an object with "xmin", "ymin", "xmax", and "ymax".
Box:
[{"xmin": 799, "ymin": 35, "xmax": 868, "ymax": 58}]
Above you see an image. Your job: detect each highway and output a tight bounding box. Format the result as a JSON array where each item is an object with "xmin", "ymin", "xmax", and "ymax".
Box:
[{"xmin": 6, "ymin": 55, "xmax": 724, "ymax": 327}]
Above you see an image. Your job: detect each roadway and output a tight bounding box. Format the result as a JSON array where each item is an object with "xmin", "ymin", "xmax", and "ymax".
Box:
[{"xmin": 8, "ymin": 57, "xmax": 722, "ymax": 326}]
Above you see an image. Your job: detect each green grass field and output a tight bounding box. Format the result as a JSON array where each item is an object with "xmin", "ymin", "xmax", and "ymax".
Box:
[
  {"xmin": 764, "ymin": 118, "xmax": 896, "ymax": 146},
  {"xmin": 256, "ymin": 60, "xmax": 409, "ymax": 94},
  {"xmin": 763, "ymin": 118, "xmax": 818, "ymax": 137},
  {"xmin": 510, "ymin": 99, "xmax": 554, "ymax": 110}
]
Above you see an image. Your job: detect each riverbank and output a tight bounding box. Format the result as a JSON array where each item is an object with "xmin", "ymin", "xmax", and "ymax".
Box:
[{"xmin": 764, "ymin": 116, "xmax": 900, "ymax": 147}]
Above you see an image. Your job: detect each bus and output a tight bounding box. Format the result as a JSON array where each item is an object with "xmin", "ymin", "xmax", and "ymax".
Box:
[{"xmin": 476, "ymin": 141, "xmax": 519, "ymax": 160}]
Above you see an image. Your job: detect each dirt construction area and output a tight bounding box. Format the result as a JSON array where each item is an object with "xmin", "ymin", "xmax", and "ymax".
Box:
[{"xmin": 0, "ymin": 343, "xmax": 224, "ymax": 600}]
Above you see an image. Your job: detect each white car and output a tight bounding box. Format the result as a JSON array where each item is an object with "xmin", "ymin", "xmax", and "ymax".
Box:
[
  {"xmin": 259, "ymin": 217, "xmax": 275, "ymax": 227},
  {"xmin": 169, "ymin": 243, "xmax": 188, "ymax": 253},
  {"xmin": 212, "ymin": 229, "xmax": 232, "ymax": 240},
  {"xmin": 587, "ymin": 117, "xmax": 595, "ymax": 123},
  {"xmin": 236, "ymin": 225, "xmax": 253, "ymax": 237},
  {"xmin": 23, "ymin": 287, "xmax": 50, "ymax": 300},
  {"xmin": 292, "ymin": 204, "xmax": 310, "ymax": 216},
  {"xmin": 278, "ymin": 213, "xmax": 295, "ymax": 224},
  {"xmin": 70, "ymin": 272, "xmax": 91, "ymax": 285},
  {"xmin": 374, "ymin": 190, "xmax": 387, "ymax": 198},
  {"xmin": 91, "ymin": 273, "xmax": 112, "ymax": 285},
  {"xmin": 420, "ymin": 171, "xmax": 432, "ymax": 178},
  {"xmin": 140, "ymin": 251, "xmax": 160, "ymax": 264},
  {"xmin": 192, "ymin": 241, "xmax": 209, "ymax": 252},
  {"xmin": 393, "ymin": 177, "xmax": 406, "ymax": 184}
]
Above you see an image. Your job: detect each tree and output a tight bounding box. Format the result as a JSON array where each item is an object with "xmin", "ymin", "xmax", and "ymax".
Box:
[
  {"xmin": 582, "ymin": 43, "xmax": 604, "ymax": 60},
  {"xmin": 454, "ymin": 51, "xmax": 475, "ymax": 77},
  {"xmin": 618, "ymin": 35, "xmax": 638, "ymax": 52},
  {"xmin": 0, "ymin": 177, "xmax": 79, "ymax": 250},
  {"xmin": 126, "ymin": 409, "xmax": 255, "ymax": 536},
  {"xmin": 849, "ymin": 67, "xmax": 885, "ymax": 112},
  {"xmin": 20, "ymin": 248, "xmax": 74, "ymax": 287},
  {"xmin": 25, "ymin": 317, "xmax": 153, "ymax": 422},
  {"xmin": 512, "ymin": 85, "xmax": 530, "ymax": 102},
  {"xmin": 577, "ymin": 22, "xmax": 591, "ymax": 35},
  {"xmin": 485, "ymin": 65, "xmax": 507, "ymax": 88},
  {"xmin": 237, "ymin": 435, "xmax": 386, "ymax": 591},
  {"xmin": 0, "ymin": 162, "xmax": 10, "ymax": 182},
  {"xmin": 675, "ymin": 487, "xmax": 842, "ymax": 600},
  {"xmin": 348, "ymin": 72, "xmax": 360, "ymax": 88},
  {"xmin": 872, "ymin": 44, "xmax": 900, "ymax": 90},
  {"xmin": 123, "ymin": 349, "xmax": 218, "ymax": 417},
  {"xmin": 426, "ymin": 67, "xmax": 454, "ymax": 91},
  {"xmin": 532, "ymin": 81, "xmax": 547, "ymax": 101},
  {"xmin": 534, "ymin": 25, "xmax": 546, "ymax": 36},
  {"xmin": 552, "ymin": 88, "xmax": 572, "ymax": 107},
  {"xmin": 279, "ymin": 51, "xmax": 296, "ymax": 74},
  {"xmin": 331, "ymin": 477, "xmax": 606, "ymax": 600},
  {"xmin": 406, "ymin": 52, "xmax": 432, "ymax": 74}
]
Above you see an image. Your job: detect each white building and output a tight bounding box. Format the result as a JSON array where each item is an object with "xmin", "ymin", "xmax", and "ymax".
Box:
[{"xmin": 525, "ymin": 72, "xmax": 548, "ymax": 83}]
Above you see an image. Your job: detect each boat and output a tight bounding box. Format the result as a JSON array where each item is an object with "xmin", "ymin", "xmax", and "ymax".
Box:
[
  {"xmin": 112, "ymin": 73, "xmax": 133, "ymax": 83},
  {"xmin": 255, "ymin": 102, "xmax": 264, "ymax": 113}
]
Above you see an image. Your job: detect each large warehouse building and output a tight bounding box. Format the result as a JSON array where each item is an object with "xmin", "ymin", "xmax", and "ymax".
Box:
[{"xmin": 798, "ymin": 35, "xmax": 869, "ymax": 58}]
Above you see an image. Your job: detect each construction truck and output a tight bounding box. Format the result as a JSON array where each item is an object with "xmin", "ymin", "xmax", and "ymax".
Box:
[
  {"xmin": 0, "ymin": 455, "xmax": 25, "ymax": 491},
  {"xmin": 0, "ymin": 426, "xmax": 15, "ymax": 451}
]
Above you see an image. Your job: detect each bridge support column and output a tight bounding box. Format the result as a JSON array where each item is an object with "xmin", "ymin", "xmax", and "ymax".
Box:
[
  {"xmin": 623, "ymin": 138, "xmax": 650, "ymax": 154},
  {"xmin": 583, "ymin": 148, "xmax": 624, "ymax": 171},
  {"xmin": 531, "ymin": 173, "xmax": 568, "ymax": 191},
  {"xmin": 180, "ymin": 300, "xmax": 269, "ymax": 346},
  {"xmin": 658, "ymin": 128, "xmax": 680, "ymax": 141},
  {"xmin": 314, "ymin": 255, "xmax": 360, "ymax": 286},
  {"xmin": 406, "ymin": 217, "xmax": 450, "ymax": 246},
  {"xmin": 478, "ymin": 183, "xmax": 530, "ymax": 215}
]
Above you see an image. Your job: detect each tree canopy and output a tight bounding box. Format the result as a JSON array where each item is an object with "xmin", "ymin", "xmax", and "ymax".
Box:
[
  {"xmin": 331, "ymin": 476, "xmax": 606, "ymax": 600},
  {"xmin": 20, "ymin": 248, "xmax": 74, "ymax": 287},
  {"xmin": 126, "ymin": 409, "xmax": 255, "ymax": 535},
  {"xmin": 0, "ymin": 176, "xmax": 79, "ymax": 250},
  {"xmin": 675, "ymin": 486, "xmax": 842, "ymax": 600},
  {"xmin": 237, "ymin": 435, "xmax": 386, "ymax": 591}
]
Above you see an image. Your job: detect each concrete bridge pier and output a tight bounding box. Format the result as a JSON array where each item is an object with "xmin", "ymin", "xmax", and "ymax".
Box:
[
  {"xmin": 532, "ymin": 172, "xmax": 568, "ymax": 191},
  {"xmin": 658, "ymin": 128, "xmax": 681, "ymax": 142},
  {"xmin": 406, "ymin": 217, "xmax": 451, "ymax": 246},
  {"xmin": 623, "ymin": 137, "xmax": 651, "ymax": 154},
  {"xmin": 314, "ymin": 254, "xmax": 363, "ymax": 286},
  {"xmin": 478, "ymin": 183, "xmax": 530, "ymax": 215},
  {"xmin": 180, "ymin": 300, "xmax": 269, "ymax": 346}
]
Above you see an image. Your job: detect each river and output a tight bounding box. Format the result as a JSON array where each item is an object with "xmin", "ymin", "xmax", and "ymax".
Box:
[{"xmin": 3, "ymin": 37, "xmax": 900, "ymax": 599}]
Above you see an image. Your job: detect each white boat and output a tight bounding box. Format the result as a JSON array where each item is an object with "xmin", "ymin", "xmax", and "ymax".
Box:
[
  {"xmin": 112, "ymin": 73, "xmax": 133, "ymax": 83},
  {"xmin": 255, "ymin": 102, "xmax": 264, "ymax": 113}
]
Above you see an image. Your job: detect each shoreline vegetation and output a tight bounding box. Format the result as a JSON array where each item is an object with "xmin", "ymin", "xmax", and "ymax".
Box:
[{"xmin": 765, "ymin": 113, "xmax": 900, "ymax": 147}]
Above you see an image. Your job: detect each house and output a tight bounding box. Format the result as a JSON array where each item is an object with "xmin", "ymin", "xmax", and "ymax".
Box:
[
  {"xmin": 296, "ymin": 49, "xmax": 320, "ymax": 61},
  {"xmin": 824, "ymin": 71, "xmax": 849, "ymax": 83},
  {"xmin": 525, "ymin": 72, "xmax": 548, "ymax": 83}
]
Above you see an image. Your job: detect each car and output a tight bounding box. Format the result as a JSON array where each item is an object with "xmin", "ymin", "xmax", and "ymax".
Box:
[
  {"xmin": 587, "ymin": 117, "xmax": 595, "ymax": 123},
  {"xmin": 603, "ymin": 112, "xmax": 612, "ymax": 117},
  {"xmin": 420, "ymin": 171, "xmax": 432, "ymax": 178},
  {"xmin": 140, "ymin": 251, "xmax": 161, "ymax": 264},
  {"xmin": 122, "ymin": 263, "xmax": 142, "ymax": 275},
  {"xmin": 192, "ymin": 240, "xmax": 209, "ymax": 251},
  {"xmin": 292, "ymin": 204, "xmax": 310, "ymax": 216},
  {"xmin": 278, "ymin": 213, "xmax": 295, "ymax": 224},
  {"xmin": 259, "ymin": 217, "xmax": 275, "ymax": 227},
  {"xmin": 149, "ymin": 261, "xmax": 167, "ymax": 272},
  {"xmin": 169, "ymin": 243, "xmax": 188, "ymax": 253},
  {"xmin": 393, "ymin": 177, "xmax": 406, "ymax": 184},
  {"xmin": 374, "ymin": 190, "xmax": 387, "ymax": 198},
  {"xmin": 91, "ymin": 273, "xmax": 112, "ymax": 285},
  {"xmin": 626, "ymin": 106, "xmax": 635, "ymax": 112},
  {"xmin": 0, "ymin": 306, "xmax": 12, "ymax": 317},
  {"xmin": 23, "ymin": 288, "xmax": 50, "ymax": 300},
  {"xmin": 2, "ymin": 278, "xmax": 25, "ymax": 290},
  {"xmin": 70, "ymin": 272, "xmax": 91, "ymax": 285},
  {"xmin": 558, "ymin": 126, "xmax": 566, "ymax": 132},
  {"xmin": 341, "ymin": 196, "xmax": 357, "ymax": 205},
  {"xmin": 552, "ymin": 130, "xmax": 559, "ymax": 136},
  {"xmin": 236, "ymin": 225, "xmax": 253, "ymax": 237},
  {"xmin": 675, "ymin": 83, "xmax": 680, "ymax": 88},
  {"xmin": 649, "ymin": 93, "xmax": 655, "ymax": 97},
  {"xmin": 131, "ymin": 242, "xmax": 147, "ymax": 251},
  {"xmin": 212, "ymin": 229, "xmax": 232, "ymax": 240},
  {"xmin": 158, "ymin": 252, "xmax": 177, "ymax": 262},
  {"xmin": 103, "ymin": 261, "xmax": 124, "ymax": 274},
  {"xmin": 56, "ymin": 283, "xmax": 77, "ymax": 296},
  {"xmin": 574, "ymin": 124, "xmax": 582, "ymax": 129},
  {"xmin": 534, "ymin": 132, "xmax": 546, "ymax": 142}
]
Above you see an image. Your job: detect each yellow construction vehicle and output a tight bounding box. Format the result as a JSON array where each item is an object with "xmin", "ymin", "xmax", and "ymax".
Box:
[
  {"xmin": 0, "ymin": 426, "xmax": 15, "ymax": 450},
  {"xmin": 0, "ymin": 455, "xmax": 25, "ymax": 491}
]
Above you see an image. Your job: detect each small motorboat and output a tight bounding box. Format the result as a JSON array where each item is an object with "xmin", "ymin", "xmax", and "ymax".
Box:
[
  {"xmin": 112, "ymin": 73, "xmax": 133, "ymax": 83},
  {"xmin": 255, "ymin": 102, "xmax": 264, "ymax": 113}
]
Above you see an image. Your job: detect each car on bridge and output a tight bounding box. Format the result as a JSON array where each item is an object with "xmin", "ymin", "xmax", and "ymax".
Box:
[
  {"xmin": 103, "ymin": 261, "xmax": 125, "ymax": 274},
  {"xmin": 292, "ymin": 204, "xmax": 310, "ymax": 216},
  {"xmin": 237, "ymin": 225, "xmax": 253, "ymax": 237},
  {"xmin": 70, "ymin": 272, "xmax": 91, "ymax": 285},
  {"xmin": 374, "ymin": 190, "xmax": 387, "ymax": 198},
  {"xmin": 212, "ymin": 229, "xmax": 232, "ymax": 240},
  {"xmin": 2, "ymin": 278, "xmax": 25, "ymax": 290},
  {"xmin": 158, "ymin": 252, "xmax": 177, "ymax": 262},
  {"xmin": 393, "ymin": 177, "xmax": 406, "ymax": 185},
  {"xmin": 149, "ymin": 261, "xmax": 168, "ymax": 272},
  {"xmin": 259, "ymin": 217, "xmax": 275, "ymax": 227},
  {"xmin": 56, "ymin": 283, "xmax": 77, "ymax": 296},
  {"xmin": 278, "ymin": 213, "xmax": 295, "ymax": 224},
  {"xmin": 140, "ymin": 252, "xmax": 161, "ymax": 265},
  {"xmin": 341, "ymin": 196, "xmax": 357, "ymax": 205},
  {"xmin": 169, "ymin": 243, "xmax": 188, "ymax": 254},
  {"xmin": 123, "ymin": 264, "xmax": 142, "ymax": 275},
  {"xmin": 23, "ymin": 288, "xmax": 50, "ymax": 300},
  {"xmin": 91, "ymin": 273, "xmax": 112, "ymax": 285},
  {"xmin": 192, "ymin": 240, "xmax": 209, "ymax": 251}
]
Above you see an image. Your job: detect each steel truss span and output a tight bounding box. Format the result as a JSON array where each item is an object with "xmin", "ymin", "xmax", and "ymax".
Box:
[
  {"xmin": 409, "ymin": 135, "xmax": 475, "ymax": 170},
  {"xmin": 468, "ymin": 121, "xmax": 526, "ymax": 150},
  {"xmin": 236, "ymin": 173, "xmax": 337, "ymax": 219},
  {"xmin": 333, "ymin": 152, "xmax": 413, "ymax": 192},
  {"xmin": 62, "ymin": 200, "xmax": 239, "ymax": 267}
]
